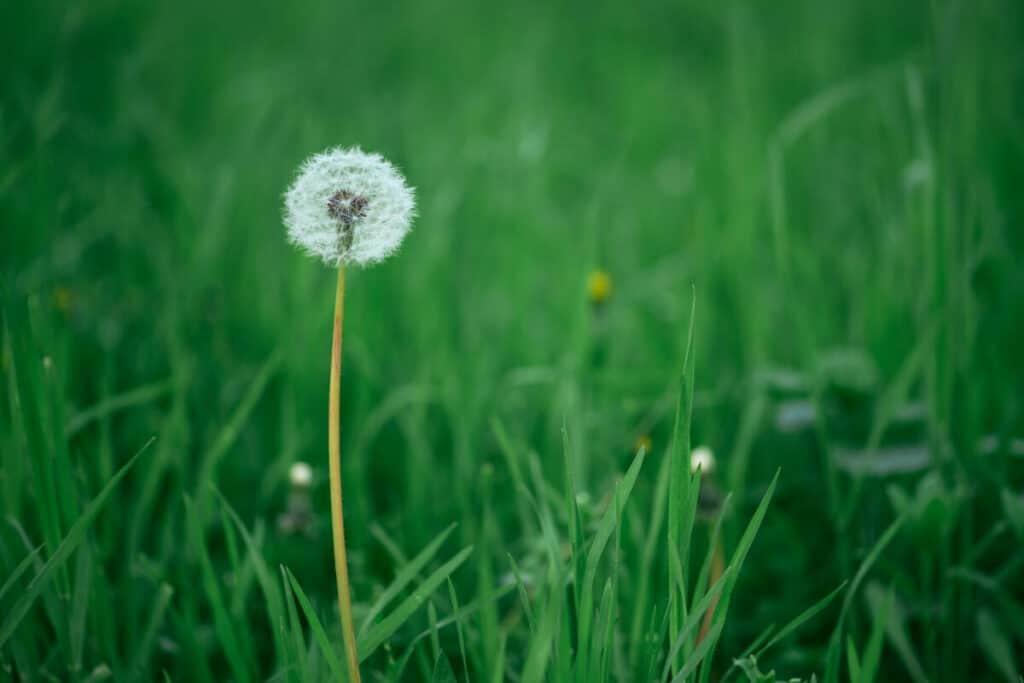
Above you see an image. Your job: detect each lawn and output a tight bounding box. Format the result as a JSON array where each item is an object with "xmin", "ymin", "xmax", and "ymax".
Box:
[{"xmin": 2, "ymin": 0, "xmax": 1023, "ymax": 680}]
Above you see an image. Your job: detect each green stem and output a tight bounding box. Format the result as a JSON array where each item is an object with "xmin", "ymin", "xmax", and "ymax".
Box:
[{"xmin": 329, "ymin": 266, "xmax": 361, "ymax": 683}]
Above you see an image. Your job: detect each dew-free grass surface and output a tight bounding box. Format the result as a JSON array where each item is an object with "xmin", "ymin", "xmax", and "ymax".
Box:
[{"xmin": 2, "ymin": 0, "xmax": 1023, "ymax": 680}]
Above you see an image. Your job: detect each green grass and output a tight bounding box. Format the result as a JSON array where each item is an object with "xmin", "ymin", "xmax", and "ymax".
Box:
[{"xmin": 2, "ymin": 0, "xmax": 1023, "ymax": 680}]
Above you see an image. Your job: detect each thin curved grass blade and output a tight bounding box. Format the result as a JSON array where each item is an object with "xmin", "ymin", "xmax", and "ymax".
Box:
[
  {"xmin": 358, "ymin": 545, "xmax": 474, "ymax": 662},
  {"xmin": 358, "ymin": 522, "xmax": 457, "ymax": 640},
  {"xmin": 284, "ymin": 567, "xmax": 346, "ymax": 682},
  {"xmin": 0, "ymin": 437, "xmax": 153, "ymax": 647}
]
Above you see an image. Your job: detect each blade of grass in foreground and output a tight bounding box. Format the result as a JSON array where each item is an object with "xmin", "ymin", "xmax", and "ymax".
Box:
[
  {"xmin": 215, "ymin": 489, "xmax": 289, "ymax": 668},
  {"xmin": 385, "ymin": 583, "xmax": 518, "ymax": 681},
  {"xmin": 661, "ymin": 566, "xmax": 734, "ymax": 681},
  {"xmin": 506, "ymin": 553, "xmax": 536, "ymax": 635},
  {"xmin": 593, "ymin": 578, "xmax": 615, "ymax": 682},
  {"xmin": 358, "ymin": 544, "xmax": 474, "ymax": 662},
  {"xmin": 0, "ymin": 437, "xmax": 153, "ymax": 648},
  {"xmin": 757, "ymin": 581, "xmax": 847, "ymax": 658},
  {"xmin": 697, "ymin": 470, "xmax": 779, "ymax": 683},
  {"xmin": 629, "ymin": 444, "xmax": 670, "ymax": 668},
  {"xmin": 576, "ymin": 446, "xmax": 646, "ymax": 682},
  {"xmin": 130, "ymin": 582, "xmax": 174, "ymax": 677},
  {"xmin": 667, "ymin": 290, "xmax": 697, "ymax": 673},
  {"xmin": 0, "ymin": 545, "xmax": 42, "ymax": 603},
  {"xmin": 824, "ymin": 512, "xmax": 906, "ymax": 683},
  {"xmin": 357, "ymin": 523, "xmax": 458, "ymax": 640},
  {"xmin": 68, "ymin": 543, "xmax": 93, "ymax": 671},
  {"xmin": 521, "ymin": 569, "xmax": 567, "ymax": 683},
  {"xmin": 284, "ymin": 567, "xmax": 346, "ymax": 682},
  {"xmin": 977, "ymin": 610, "xmax": 1018, "ymax": 683},
  {"xmin": 432, "ymin": 651, "xmax": 457, "ymax": 683},
  {"xmin": 279, "ymin": 566, "xmax": 309, "ymax": 682},
  {"xmin": 184, "ymin": 495, "xmax": 251, "ymax": 683},
  {"xmin": 865, "ymin": 582, "xmax": 927, "ymax": 683},
  {"xmin": 856, "ymin": 587, "xmax": 892, "ymax": 683},
  {"xmin": 671, "ymin": 621, "xmax": 722, "ymax": 683},
  {"xmin": 721, "ymin": 581, "xmax": 847, "ymax": 682},
  {"xmin": 446, "ymin": 578, "xmax": 471, "ymax": 683}
]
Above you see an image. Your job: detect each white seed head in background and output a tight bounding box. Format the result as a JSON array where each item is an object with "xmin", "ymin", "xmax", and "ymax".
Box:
[
  {"xmin": 690, "ymin": 446, "xmax": 716, "ymax": 476},
  {"xmin": 289, "ymin": 461, "xmax": 314, "ymax": 488},
  {"xmin": 284, "ymin": 147, "xmax": 416, "ymax": 266}
]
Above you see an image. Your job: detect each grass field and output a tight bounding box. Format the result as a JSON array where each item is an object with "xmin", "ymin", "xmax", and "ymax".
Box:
[{"xmin": 3, "ymin": 0, "xmax": 1024, "ymax": 680}]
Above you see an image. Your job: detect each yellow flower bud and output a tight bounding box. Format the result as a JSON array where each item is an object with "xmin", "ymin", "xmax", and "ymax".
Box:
[{"xmin": 587, "ymin": 269, "xmax": 612, "ymax": 305}]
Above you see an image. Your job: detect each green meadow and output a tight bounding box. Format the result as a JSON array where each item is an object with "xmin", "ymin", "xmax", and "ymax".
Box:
[{"xmin": 2, "ymin": 0, "xmax": 1023, "ymax": 680}]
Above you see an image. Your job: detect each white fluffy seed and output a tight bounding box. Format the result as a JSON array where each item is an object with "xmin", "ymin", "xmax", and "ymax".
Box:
[
  {"xmin": 690, "ymin": 446, "xmax": 716, "ymax": 475},
  {"xmin": 289, "ymin": 461, "xmax": 314, "ymax": 488},
  {"xmin": 284, "ymin": 147, "xmax": 416, "ymax": 267}
]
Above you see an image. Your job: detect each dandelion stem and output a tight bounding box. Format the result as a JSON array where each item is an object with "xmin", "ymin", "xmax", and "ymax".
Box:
[{"xmin": 328, "ymin": 265, "xmax": 361, "ymax": 682}]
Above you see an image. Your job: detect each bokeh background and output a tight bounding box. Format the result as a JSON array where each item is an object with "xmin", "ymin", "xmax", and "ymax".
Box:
[{"xmin": 2, "ymin": 0, "xmax": 1023, "ymax": 680}]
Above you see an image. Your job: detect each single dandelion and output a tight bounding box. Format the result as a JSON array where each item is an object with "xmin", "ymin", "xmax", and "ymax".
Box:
[
  {"xmin": 289, "ymin": 461, "xmax": 314, "ymax": 489},
  {"xmin": 691, "ymin": 446, "xmax": 723, "ymax": 517},
  {"xmin": 587, "ymin": 268, "xmax": 613, "ymax": 305},
  {"xmin": 634, "ymin": 434, "xmax": 652, "ymax": 454},
  {"xmin": 279, "ymin": 461, "xmax": 316, "ymax": 536},
  {"xmin": 284, "ymin": 146, "xmax": 415, "ymax": 683},
  {"xmin": 690, "ymin": 445, "xmax": 724, "ymax": 644},
  {"xmin": 689, "ymin": 445, "xmax": 716, "ymax": 476}
]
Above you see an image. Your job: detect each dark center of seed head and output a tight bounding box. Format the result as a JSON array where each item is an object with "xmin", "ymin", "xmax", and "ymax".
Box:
[{"xmin": 326, "ymin": 190, "xmax": 369, "ymax": 227}]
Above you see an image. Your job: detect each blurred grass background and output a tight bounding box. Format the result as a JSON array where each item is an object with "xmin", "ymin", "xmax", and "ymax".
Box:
[{"xmin": 2, "ymin": 0, "xmax": 1023, "ymax": 680}]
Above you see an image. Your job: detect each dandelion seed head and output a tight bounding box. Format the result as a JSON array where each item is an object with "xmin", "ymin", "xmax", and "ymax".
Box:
[
  {"xmin": 690, "ymin": 446, "xmax": 716, "ymax": 475},
  {"xmin": 284, "ymin": 147, "xmax": 415, "ymax": 266},
  {"xmin": 289, "ymin": 461, "xmax": 314, "ymax": 488},
  {"xmin": 326, "ymin": 190, "xmax": 369, "ymax": 227}
]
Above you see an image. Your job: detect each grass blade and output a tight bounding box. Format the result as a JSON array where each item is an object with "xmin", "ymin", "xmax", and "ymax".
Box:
[
  {"xmin": 661, "ymin": 565, "xmax": 733, "ymax": 682},
  {"xmin": 864, "ymin": 582, "xmax": 927, "ymax": 683},
  {"xmin": 184, "ymin": 495, "xmax": 251, "ymax": 683},
  {"xmin": 279, "ymin": 566, "xmax": 309, "ymax": 682},
  {"xmin": 755, "ymin": 581, "xmax": 847, "ymax": 658},
  {"xmin": 856, "ymin": 586, "xmax": 892, "ymax": 683},
  {"xmin": 68, "ymin": 543, "xmax": 93, "ymax": 671},
  {"xmin": 358, "ymin": 544, "xmax": 475, "ymax": 661},
  {"xmin": 215, "ymin": 488, "xmax": 289, "ymax": 668},
  {"xmin": 697, "ymin": 470, "xmax": 779, "ymax": 683},
  {"xmin": 577, "ymin": 446, "xmax": 646, "ymax": 680},
  {"xmin": 194, "ymin": 351, "xmax": 281, "ymax": 519},
  {"xmin": 446, "ymin": 578, "xmax": 470, "ymax": 683},
  {"xmin": 521, "ymin": 572, "xmax": 565, "ymax": 683},
  {"xmin": 0, "ymin": 544, "xmax": 43, "ymax": 603},
  {"xmin": 64, "ymin": 378, "xmax": 173, "ymax": 437},
  {"xmin": 0, "ymin": 437, "xmax": 153, "ymax": 647},
  {"xmin": 668, "ymin": 290, "xmax": 697, "ymax": 671},
  {"xmin": 284, "ymin": 567, "xmax": 346, "ymax": 682},
  {"xmin": 977, "ymin": 610, "xmax": 1018, "ymax": 683},
  {"xmin": 358, "ymin": 523, "xmax": 457, "ymax": 640},
  {"xmin": 824, "ymin": 512, "xmax": 906, "ymax": 683},
  {"xmin": 130, "ymin": 582, "xmax": 174, "ymax": 676},
  {"xmin": 670, "ymin": 621, "xmax": 722, "ymax": 683}
]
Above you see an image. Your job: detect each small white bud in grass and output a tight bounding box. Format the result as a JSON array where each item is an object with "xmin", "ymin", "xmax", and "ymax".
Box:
[
  {"xmin": 289, "ymin": 461, "xmax": 314, "ymax": 488},
  {"xmin": 284, "ymin": 147, "xmax": 416, "ymax": 266},
  {"xmin": 690, "ymin": 445, "xmax": 716, "ymax": 476}
]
